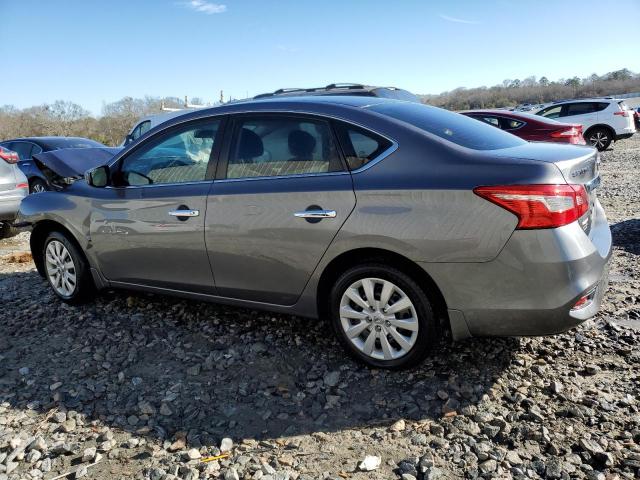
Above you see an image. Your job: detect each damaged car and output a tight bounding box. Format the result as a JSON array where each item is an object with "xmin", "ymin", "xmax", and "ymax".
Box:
[
  {"xmin": 0, "ymin": 137, "xmax": 108, "ymax": 193},
  {"xmin": 30, "ymin": 147, "xmax": 122, "ymax": 190},
  {"xmin": 16, "ymin": 97, "xmax": 612, "ymax": 369}
]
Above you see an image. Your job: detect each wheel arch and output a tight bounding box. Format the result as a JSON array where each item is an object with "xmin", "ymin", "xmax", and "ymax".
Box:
[
  {"xmin": 316, "ymin": 247, "xmax": 451, "ymax": 337},
  {"xmin": 584, "ymin": 123, "xmax": 615, "ymax": 139},
  {"xmin": 30, "ymin": 220, "xmax": 86, "ymax": 278}
]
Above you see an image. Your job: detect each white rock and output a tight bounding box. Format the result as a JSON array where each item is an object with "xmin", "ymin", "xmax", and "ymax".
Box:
[
  {"xmin": 358, "ymin": 455, "xmax": 381, "ymax": 471},
  {"xmin": 82, "ymin": 447, "xmax": 97, "ymax": 462},
  {"xmin": 220, "ymin": 437, "xmax": 233, "ymax": 453}
]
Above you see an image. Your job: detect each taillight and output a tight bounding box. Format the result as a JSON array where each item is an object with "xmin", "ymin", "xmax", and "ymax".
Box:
[
  {"xmin": 613, "ymin": 111, "xmax": 628, "ymax": 117},
  {"xmin": 551, "ymin": 127, "xmax": 580, "ymax": 138},
  {"xmin": 0, "ymin": 150, "xmax": 19, "ymax": 164},
  {"xmin": 474, "ymin": 184, "xmax": 589, "ymax": 229},
  {"xmin": 16, "ymin": 183, "xmax": 28, "ymax": 190}
]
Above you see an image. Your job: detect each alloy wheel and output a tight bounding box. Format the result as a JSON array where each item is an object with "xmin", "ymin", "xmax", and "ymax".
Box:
[
  {"xmin": 32, "ymin": 183, "xmax": 46, "ymax": 194},
  {"xmin": 45, "ymin": 240, "xmax": 77, "ymax": 297},
  {"xmin": 339, "ymin": 277, "xmax": 419, "ymax": 361},
  {"xmin": 589, "ymin": 131, "xmax": 609, "ymax": 149}
]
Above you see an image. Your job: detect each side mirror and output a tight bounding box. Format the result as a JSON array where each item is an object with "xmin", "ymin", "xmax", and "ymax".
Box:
[
  {"xmin": 124, "ymin": 134, "xmax": 134, "ymax": 145},
  {"xmin": 85, "ymin": 165, "xmax": 110, "ymax": 187}
]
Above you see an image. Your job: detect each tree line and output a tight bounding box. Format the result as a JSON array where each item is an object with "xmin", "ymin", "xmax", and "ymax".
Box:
[
  {"xmin": 0, "ymin": 96, "xmax": 203, "ymax": 147},
  {"xmin": 1, "ymin": 68, "xmax": 638, "ymax": 146},
  {"xmin": 421, "ymin": 68, "xmax": 640, "ymax": 111}
]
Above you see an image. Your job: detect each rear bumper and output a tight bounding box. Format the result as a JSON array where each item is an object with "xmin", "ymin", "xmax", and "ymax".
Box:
[
  {"xmin": 0, "ymin": 193, "xmax": 26, "ymax": 222},
  {"xmin": 424, "ymin": 200, "xmax": 612, "ymax": 339},
  {"xmin": 615, "ymin": 132, "xmax": 635, "ymax": 141}
]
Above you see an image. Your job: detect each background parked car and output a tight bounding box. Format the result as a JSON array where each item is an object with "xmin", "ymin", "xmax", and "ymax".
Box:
[
  {"xmin": 461, "ymin": 109, "xmax": 585, "ymax": 145},
  {"xmin": 0, "ymin": 146, "xmax": 28, "ymax": 237},
  {"xmin": 0, "ymin": 137, "xmax": 105, "ymax": 193},
  {"xmin": 122, "ymin": 109, "xmax": 195, "ymax": 146},
  {"xmin": 534, "ymin": 98, "xmax": 636, "ymax": 151}
]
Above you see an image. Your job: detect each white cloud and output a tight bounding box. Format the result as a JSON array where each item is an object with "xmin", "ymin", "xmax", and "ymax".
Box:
[
  {"xmin": 438, "ymin": 14, "xmax": 479, "ymax": 25},
  {"xmin": 182, "ymin": 0, "xmax": 227, "ymax": 14}
]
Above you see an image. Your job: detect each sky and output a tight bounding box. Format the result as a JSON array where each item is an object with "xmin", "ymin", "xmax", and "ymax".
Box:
[{"xmin": 1, "ymin": 0, "xmax": 639, "ymax": 115}]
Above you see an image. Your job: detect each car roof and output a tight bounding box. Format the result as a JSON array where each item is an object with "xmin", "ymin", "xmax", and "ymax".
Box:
[
  {"xmin": 552, "ymin": 98, "xmax": 617, "ymax": 104},
  {"xmin": 156, "ymin": 95, "xmax": 400, "ymax": 123}
]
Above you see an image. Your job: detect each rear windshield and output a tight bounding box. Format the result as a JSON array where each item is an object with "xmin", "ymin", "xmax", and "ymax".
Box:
[
  {"xmin": 618, "ymin": 101, "xmax": 629, "ymax": 111},
  {"xmin": 369, "ymin": 102, "xmax": 527, "ymax": 150},
  {"xmin": 373, "ymin": 88, "xmax": 421, "ymax": 103},
  {"xmin": 47, "ymin": 138, "xmax": 104, "ymax": 149}
]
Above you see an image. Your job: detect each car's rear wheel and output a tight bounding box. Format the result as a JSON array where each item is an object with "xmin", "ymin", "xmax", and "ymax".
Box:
[
  {"xmin": 30, "ymin": 178, "xmax": 49, "ymax": 194},
  {"xmin": 585, "ymin": 127, "xmax": 612, "ymax": 151},
  {"xmin": 43, "ymin": 231, "xmax": 94, "ymax": 304},
  {"xmin": 329, "ymin": 264, "xmax": 437, "ymax": 369}
]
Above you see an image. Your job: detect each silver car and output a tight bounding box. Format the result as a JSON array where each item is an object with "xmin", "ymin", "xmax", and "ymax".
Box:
[
  {"xmin": 17, "ymin": 97, "xmax": 612, "ymax": 369},
  {"xmin": 0, "ymin": 146, "xmax": 28, "ymax": 237}
]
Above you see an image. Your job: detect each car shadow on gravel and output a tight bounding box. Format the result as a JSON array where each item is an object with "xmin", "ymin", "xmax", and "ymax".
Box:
[
  {"xmin": 611, "ymin": 218, "xmax": 640, "ymax": 255},
  {"xmin": 0, "ymin": 269, "xmax": 519, "ymax": 448}
]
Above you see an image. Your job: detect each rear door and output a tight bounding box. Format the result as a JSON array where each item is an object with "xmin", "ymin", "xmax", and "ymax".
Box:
[
  {"xmin": 562, "ymin": 102, "xmax": 598, "ymax": 129},
  {"xmin": 205, "ymin": 113, "xmax": 356, "ymax": 305}
]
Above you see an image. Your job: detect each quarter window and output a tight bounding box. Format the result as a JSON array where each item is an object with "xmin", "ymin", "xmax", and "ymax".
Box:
[
  {"xmin": 118, "ymin": 120, "xmax": 220, "ymax": 186},
  {"xmin": 500, "ymin": 118, "xmax": 525, "ymax": 130},
  {"xmin": 334, "ymin": 123, "xmax": 392, "ymax": 170},
  {"xmin": 225, "ymin": 116, "xmax": 343, "ymax": 179}
]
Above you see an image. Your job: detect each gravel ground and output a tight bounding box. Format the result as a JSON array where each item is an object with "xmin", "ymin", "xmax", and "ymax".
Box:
[{"xmin": 1, "ymin": 137, "xmax": 639, "ymax": 480}]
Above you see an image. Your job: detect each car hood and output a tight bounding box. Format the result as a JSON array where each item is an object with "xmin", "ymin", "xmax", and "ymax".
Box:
[{"xmin": 33, "ymin": 147, "xmax": 122, "ymax": 178}]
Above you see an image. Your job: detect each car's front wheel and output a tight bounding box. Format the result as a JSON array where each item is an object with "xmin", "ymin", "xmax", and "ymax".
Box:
[
  {"xmin": 43, "ymin": 231, "xmax": 94, "ymax": 304},
  {"xmin": 30, "ymin": 178, "xmax": 49, "ymax": 194},
  {"xmin": 586, "ymin": 127, "xmax": 612, "ymax": 151},
  {"xmin": 329, "ymin": 264, "xmax": 437, "ymax": 369}
]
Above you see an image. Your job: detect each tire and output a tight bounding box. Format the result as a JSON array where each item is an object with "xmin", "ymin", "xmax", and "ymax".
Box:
[
  {"xmin": 30, "ymin": 178, "xmax": 49, "ymax": 194},
  {"xmin": 329, "ymin": 263, "xmax": 437, "ymax": 369},
  {"xmin": 0, "ymin": 222, "xmax": 18, "ymax": 239},
  {"xmin": 43, "ymin": 231, "xmax": 95, "ymax": 304},
  {"xmin": 585, "ymin": 127, "xmax": 612, "ymax": 151}
]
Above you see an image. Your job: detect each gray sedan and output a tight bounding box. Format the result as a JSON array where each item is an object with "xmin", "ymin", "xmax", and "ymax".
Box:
[
  {"xmin": 16, "ymin": 96, "xmax": 611, "ymax": 369},
  {"xmin": 0, "ymin": 146, "xmax": 28, "ymax": 237}
]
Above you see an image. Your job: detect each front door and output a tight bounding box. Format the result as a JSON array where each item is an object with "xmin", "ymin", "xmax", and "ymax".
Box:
[
  {"xmin": 90, "ymin": 117, "xmax": 224, "ymax": 293},
  {"xmin": 205, "ymin": 114, "xmax": 356, "ymax": 305}
]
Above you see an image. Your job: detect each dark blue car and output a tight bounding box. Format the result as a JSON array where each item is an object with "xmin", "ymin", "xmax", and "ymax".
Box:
[{"xmin": 0, "ymin": 137, "xmax": 105, "ymax": 193}]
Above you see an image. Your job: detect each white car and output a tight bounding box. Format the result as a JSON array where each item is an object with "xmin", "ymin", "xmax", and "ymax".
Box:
[
  {"xmin": 122, "ymin": 110, "xmax": 194, "ymax": 146},
  {"xmin": 535, "ymin": 98, "xmax": 636, "ymax": 151}
]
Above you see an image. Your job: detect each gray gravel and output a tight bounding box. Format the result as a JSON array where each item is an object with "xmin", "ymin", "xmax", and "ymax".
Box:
[{"xmin": 1, "ymin": 137, "xmax": 639, "ymax": 480}]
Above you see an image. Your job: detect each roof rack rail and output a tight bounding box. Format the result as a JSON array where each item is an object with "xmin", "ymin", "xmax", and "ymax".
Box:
[
  {"xmin": 273, "ymin": 88, "xmax": 306, "ymax": 94},
  {"xmin": 325, "ymin": 83, "xmax": 365, "ymax": 90}
]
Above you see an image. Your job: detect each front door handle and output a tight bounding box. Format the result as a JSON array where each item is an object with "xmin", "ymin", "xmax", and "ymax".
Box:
[
  {"xmin": 294, "ymin": 209, "xmax": 337, "ymax": 219},
  {"xmin": 168, "ymin": 209, "xmax": 199, "ymax": 217}
]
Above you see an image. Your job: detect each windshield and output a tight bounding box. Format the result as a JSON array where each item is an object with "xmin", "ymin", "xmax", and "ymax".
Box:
[
  {"xmin": 369, "ymin": 102, "xmax": 527, "ymax": 150},
  {"xmin": 47, "ymin": 138, "xmax": 105, "ymax": 149}
]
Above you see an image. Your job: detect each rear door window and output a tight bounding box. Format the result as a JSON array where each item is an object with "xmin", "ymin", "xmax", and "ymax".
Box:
[
  {"xmin": 334, "ymin": 123, "xmax": 392, "ymax": 170},
  {"xmin": 369, "ymin": 103, "xmax": 526, "ymax": 150},
  {"xmin": 225, "ymin": 116, "xmax": 344, "ymax": 179},
  {"xmin": 565, "ymin": 103, "xmax": 596, "ymax": 116}
]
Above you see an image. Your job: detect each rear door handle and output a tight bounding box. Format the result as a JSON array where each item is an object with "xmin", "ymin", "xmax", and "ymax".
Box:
[
  {"xmin": 294, "ymin": 209, "xmax": 337, "ymax": 219},
  {"xmin": 168, "ymin": 209, "xmax": 199, "ymax": 217}
]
